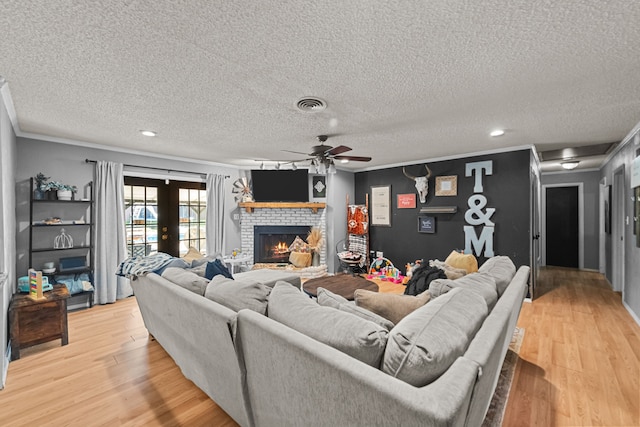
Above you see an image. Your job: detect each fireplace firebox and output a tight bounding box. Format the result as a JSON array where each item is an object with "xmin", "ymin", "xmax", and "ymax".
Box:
[{"xmin": 254, "ymin": 225, "xmax": 311, "ymax": 264}]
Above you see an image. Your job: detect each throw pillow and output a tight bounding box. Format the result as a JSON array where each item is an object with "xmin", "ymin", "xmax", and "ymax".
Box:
[
  {"xmin": 478, "ymin": 256, "xmax": 517, "ymax": 296},
  {"xmin": 205, "ymin": 259, "xmax": 233, "ymax": 280},
  {"xmin": 382, "ymin": 287, "xmax": 488, "ymax": 387},
  {"xmin": 161, "ymin": 267, "xmax": 210, "ymax": 296},
  {"xmin": 205, "ymin": 275, "xmax": 271, "ymax": 315},
  {"xmin": 155, "ymin": 257, "xmax": 191, "ymax": 275},
  {"xmin": 268, "ymin": 282, "xmax": 388, "ymax": 367},
  {"xmin": 429, "ymin": 272, "xmax": 498, "ymax": 310},
  {"xmin": 182, "ymin": 246, "xmax": 204, "ymax": 263},
  {"xmin": 354, "ymin": 289, "xmax": 432, "ymax": 325},
  {"xmin": 444, "ymin": 250, "xmax": 478, "ymax": 273},
  {"xmin": 317, "ymin": 287, "xmax": 395, "ymax": 330}
]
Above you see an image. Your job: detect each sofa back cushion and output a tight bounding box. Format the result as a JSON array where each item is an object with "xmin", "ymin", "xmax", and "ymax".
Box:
[
  {"xmin": 317, "ymin": 287, "xmax": 395, "ymax": 330},
  {"xmin": 478, "ymin": 256, "xmax": 517, "ymax": 296},
  {"xmin": 382, "ymin": 287, "xmax": 488, "ymax": 386},
  {"xmin": 429, "ymin": 272, "xmax": 498, "ymax": 310},
  {"xmin": 268, "ymin": 282, "xmax": 388, "ymax": 367},
  {"xmin": 205, "ymin": 275, "xmax": 271, "ymax": 315},
  {"xmin": 161, "ymin": 267, "xmax": 210, "ymax": 296}
]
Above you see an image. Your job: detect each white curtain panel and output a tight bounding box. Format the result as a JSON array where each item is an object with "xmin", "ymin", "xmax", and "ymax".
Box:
[
  {"xmin": 206, "ymin": 174, "xmax": 226, "ymax": 256},
  {"xmin": 95, "ymin": 161, "xmax": 132, "ymax": 303}
]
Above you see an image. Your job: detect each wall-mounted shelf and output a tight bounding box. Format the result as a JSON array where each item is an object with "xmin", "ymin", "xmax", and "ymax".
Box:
[
  {"xmin": 419, "ymin": 206, "xmax": 458, "ymax": 214},
  {"xmin": 239, "ymin": 202, "xmax": 326, "ymax": 213}
]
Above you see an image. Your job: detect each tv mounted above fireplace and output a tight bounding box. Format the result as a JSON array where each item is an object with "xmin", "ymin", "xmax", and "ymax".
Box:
[{"xmin": 251, "ymin": 170, "xmax": 309, "ymax": 202}]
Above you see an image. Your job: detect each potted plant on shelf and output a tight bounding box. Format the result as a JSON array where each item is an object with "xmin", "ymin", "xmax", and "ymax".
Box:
[
  {"xmin": 45, "ymin": 181, "xmax": 78, "ymax": 201},
  {"xmin": 33, "ymin": 173, "xmax": 50, "ymax": 200}
]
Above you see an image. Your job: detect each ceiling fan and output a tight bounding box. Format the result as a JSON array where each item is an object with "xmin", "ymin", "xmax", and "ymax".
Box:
[{"xmin": 282, "ymin": 135, "xmax": 372, "ymax": 172}]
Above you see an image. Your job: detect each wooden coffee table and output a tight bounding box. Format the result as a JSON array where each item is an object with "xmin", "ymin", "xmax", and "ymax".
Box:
[{"xmin": 303, "ymin": 274, "xmax": 379, "ymax": 300}]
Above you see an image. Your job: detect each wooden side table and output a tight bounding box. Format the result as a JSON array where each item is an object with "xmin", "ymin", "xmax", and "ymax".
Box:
[{"xmin": 9, "ymin": 284, "xmax": 70, "ymax": 360}]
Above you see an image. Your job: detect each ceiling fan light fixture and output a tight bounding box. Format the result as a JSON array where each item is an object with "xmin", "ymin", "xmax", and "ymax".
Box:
[
  {"xmin": 328, "ymin": 160, "xmax": 336, "ymax": 174},
  {"xmin": 318, "ymin": 161, "xmax": 327, "ymax": 174},
  {"xmin": 561, "ymin": 161, "xmax": 579, "ymax": 170}
]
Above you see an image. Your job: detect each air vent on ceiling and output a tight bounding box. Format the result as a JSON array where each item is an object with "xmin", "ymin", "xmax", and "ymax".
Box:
[{"xmin": 296, "ymin": 97, "xmax": 327, "ymax": 112}]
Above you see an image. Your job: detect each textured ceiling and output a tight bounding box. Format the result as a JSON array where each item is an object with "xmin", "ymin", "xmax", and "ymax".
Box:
[{"xmin": 1, "ymin": 1, "xmax": 640, "ymax": 172}]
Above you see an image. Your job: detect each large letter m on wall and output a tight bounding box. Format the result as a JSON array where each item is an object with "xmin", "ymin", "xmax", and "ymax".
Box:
[{"xmin": 463, "ymin": 225, "xmax": 495, "ymax": 257}]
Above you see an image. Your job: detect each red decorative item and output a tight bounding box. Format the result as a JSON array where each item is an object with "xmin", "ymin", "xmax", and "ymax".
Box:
[
  {"xmin": 397, "ymin": 194, "xmax": 416, "ymax": 209},
  {"xmin": 347, "ymin": 205, "xmax": 368, "ymax": 235}
]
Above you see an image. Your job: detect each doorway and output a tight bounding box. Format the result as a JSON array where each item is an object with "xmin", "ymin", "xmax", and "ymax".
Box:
[
  {"xmin": 611, "ymin": 167, "xmax": 625, "ymax": 293},
  {"xmin": 542, "ymin": 183, "xmax": 583, "ymax": 268},
  {"xmin": 124, "ymin": 177, "xmax": 206, "ymax": 257}
]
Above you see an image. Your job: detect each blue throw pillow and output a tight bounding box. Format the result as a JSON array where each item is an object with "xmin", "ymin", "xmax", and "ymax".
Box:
[{"xmin": 205, "ymin": 259, "xmax": 233, "ymax": 280}]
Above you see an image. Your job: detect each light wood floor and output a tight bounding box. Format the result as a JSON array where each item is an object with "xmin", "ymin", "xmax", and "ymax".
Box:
[
  {"xmin": 1, "ymin": 267, "xmax": 638, "ymax": 426},
  {"xmin": 504, "ymin": 266, "xmax": 640, "ymax": 426}
]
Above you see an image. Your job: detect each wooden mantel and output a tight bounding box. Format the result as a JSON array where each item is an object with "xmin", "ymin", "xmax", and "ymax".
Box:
[{"xmin": 238, "ymin": 202, "xmax": 326, "ymax": 213}]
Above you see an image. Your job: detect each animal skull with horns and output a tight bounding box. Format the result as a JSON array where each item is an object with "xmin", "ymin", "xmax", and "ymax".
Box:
[{"xmin": 403, "ymin": 165, "xmax": 433, "ymax": 204}]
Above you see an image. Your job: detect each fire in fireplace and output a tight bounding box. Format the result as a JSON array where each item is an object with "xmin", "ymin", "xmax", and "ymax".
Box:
[{"xmin": 254, "ymin": 225, "xmax": 311, "ymax": 264}]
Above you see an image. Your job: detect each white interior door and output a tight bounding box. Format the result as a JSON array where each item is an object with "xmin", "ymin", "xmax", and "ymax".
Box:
[{"xmin": 612, "ymin": 168, "xmax": 625, "ymax": 293}]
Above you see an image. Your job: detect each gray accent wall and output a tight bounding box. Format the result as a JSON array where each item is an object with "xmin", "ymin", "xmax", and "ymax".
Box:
[
  {"xmin": 325, "ymin": 170, "xmax": 355, "ymax": 273},
  {"xmin": 600, "ymin": 125, "xmax": 640, "ymax": 324},
  {"xmin": 15, "ymin": 137, "xmax": 243, "ymax": 277},
  {"xmin": 1, "ymin": 86, "xmax": 17, "ymax": 388},
  {"xmin": 541, "ymin": 170, "xmax": 601, "ymax": 270}
]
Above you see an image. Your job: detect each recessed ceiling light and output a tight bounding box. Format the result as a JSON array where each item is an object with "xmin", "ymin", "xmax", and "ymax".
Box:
[
  {"xmin": 140, "ymin": 130, "xmax": 157, "ymax": 137},
  {"xmin": 489, "ymin": 129, "xmax": 505, "ymax": 137},
  {"xmin": 340, "ymin": 159, "xmax": 349, "ymax": 164}
]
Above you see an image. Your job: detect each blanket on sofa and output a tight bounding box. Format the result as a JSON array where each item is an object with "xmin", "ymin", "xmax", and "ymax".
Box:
[{"xmin": 116, "ymin": 252, "xmax": 175, "ymax": 278}]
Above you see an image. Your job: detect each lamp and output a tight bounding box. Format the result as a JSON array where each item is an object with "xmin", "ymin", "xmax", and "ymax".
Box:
[{"xmin": 561, "ymin": 161, "xmax": 579, "ymax": 170}]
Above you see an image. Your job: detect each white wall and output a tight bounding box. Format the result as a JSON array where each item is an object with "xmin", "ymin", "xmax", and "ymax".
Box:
[{"xmin": 0, "ymin": 82, "xmax": 17, "ymax": 388}]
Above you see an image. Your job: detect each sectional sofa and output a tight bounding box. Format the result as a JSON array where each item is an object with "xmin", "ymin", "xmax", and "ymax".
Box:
[{"xmin": 130, "ymin": 257, "xmax": 529, "ymax": 427}]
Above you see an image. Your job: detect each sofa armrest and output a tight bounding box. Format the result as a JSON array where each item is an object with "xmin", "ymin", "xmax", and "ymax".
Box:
[{"xmin": 236, "ymin": 308, "xmax": 479, "ymax": 427}]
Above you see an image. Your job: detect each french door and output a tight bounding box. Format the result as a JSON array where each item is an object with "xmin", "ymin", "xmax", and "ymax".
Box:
[{"xmin": 124, "ymin": 177, "xmax": 207, "ymax": 257}]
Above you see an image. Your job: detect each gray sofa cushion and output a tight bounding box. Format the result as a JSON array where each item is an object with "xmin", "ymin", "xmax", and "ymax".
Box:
[
  {"xmin": 268, "ymin": 282, "xmax": 388, "ymax": 367},
  {"xmin": 353, "ymin": 289, "xmax": 432, "ymax": 325},
  {"xmin": 478, "ymin": 256, "xmax": 517, "ymax": 296},
  {"xmin": 382, "ymin": 287, "xmax": 488, "ymax": 386},
  {"xmin": 235, "ymin": 269, "xmax": 301, "ymax": 288},
  {"xmin": 317, "ymin": 287, "xmax": 395, "ymax": 330},
  {"xmin": 205, "ymin": 275, "xmax": 271, "ymax": 315},
  {"xmin": 161, "ymin": 267, "xmax": 210, "ymax": 295},
  {"xmin": 429, "ymin": 272, "xmax": 498, "ymax": 310}
]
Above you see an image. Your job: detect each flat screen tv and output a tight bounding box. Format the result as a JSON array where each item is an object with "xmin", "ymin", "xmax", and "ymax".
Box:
[{"xmin": 251, "ymin": 170, "xmax": 309, "ymax": 202}]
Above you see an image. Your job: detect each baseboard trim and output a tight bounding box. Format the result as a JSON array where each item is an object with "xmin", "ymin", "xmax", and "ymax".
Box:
[
  {"xmin": 623, "ymin": 300, "xmax": 640, "ymax": 327},
  {"xmin": 1, "ymin": 342, "xmax": 10, "ymax": 389}
]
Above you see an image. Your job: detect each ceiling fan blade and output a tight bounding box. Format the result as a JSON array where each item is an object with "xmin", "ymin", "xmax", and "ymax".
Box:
[
  {"xmin": 333, "ymin": 155, "xmax": 372, "ymax": 162},
  {"xmin": 327, "ymin": 145, "xmax": 352, "ymax": 156},
  {"xmin": 282, "ymin": 149, "xmax": 312, "ymax": 156}
]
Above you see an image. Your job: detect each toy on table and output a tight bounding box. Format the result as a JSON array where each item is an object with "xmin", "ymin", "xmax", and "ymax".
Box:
[{"xmin": 366, "ymin": 257, "xmax": 405, "ymax": 284}]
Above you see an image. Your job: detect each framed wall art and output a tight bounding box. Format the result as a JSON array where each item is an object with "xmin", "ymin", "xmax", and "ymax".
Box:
[
  {"xmin": 418, "ymin": 216, "xmax": 436, "ymax": 233},
  {"xmin": 397, "ymin": 193, "xmax": 416, "ymax": 209},
  {"xmin": 435, "ymin": 175, "xmax": 458, "ymax": 196},
  {"xmin": 370, "ymin": 185, "xmax": 391, "ymax": 226}
]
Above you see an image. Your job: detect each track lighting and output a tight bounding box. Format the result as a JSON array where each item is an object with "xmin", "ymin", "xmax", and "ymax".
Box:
[
  {"xmin": 275, "ymin": 162, "xmax": 281, "ymax": 170},
  {"xmin": 260, "ymin": 162, "xmax": 264, "ymax": 170},
  {"xmin": 291, "ymin": 162, "xmax": 297, "ymax": 170}
]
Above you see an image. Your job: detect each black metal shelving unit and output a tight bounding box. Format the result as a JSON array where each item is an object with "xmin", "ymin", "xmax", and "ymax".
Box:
[{"xmin": 28, "ymin": 178, "xmax": 95, "ymax": 309}]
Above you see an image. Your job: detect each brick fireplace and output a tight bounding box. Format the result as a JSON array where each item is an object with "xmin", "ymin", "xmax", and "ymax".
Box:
[{"xmin": 240, "ymin": 204, "xmax": 327, "ymax": 266}]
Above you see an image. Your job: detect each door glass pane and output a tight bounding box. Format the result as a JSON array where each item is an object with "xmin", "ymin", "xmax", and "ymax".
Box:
[
  {"xmin": 179, "ymin": 186, "xmax": 207, "ymax": 256},
  {"xmin": 124, "ymin": 184, "xmax": 159, "ymax": 257}
]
